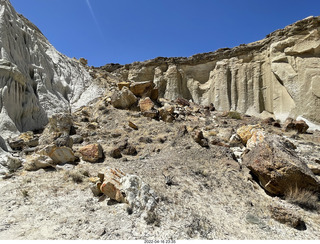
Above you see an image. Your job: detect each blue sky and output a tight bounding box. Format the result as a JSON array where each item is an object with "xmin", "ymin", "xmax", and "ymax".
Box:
[{"xmin": 10, "ymin": 0, "xmax": 320, "ymax": 67}]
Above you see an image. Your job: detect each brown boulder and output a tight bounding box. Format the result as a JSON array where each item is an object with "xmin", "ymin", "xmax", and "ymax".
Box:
[
  {"xmin": 243, "ymin": 134, "xmax": 320, "ymax": 196},
  {"xmin": 158, "ymin": 104, "xmax": 175, "ymax": 122},
  {"xmin": 139, "ymin": 97, "xmax": 154, "ymax": 112},
  {"xmin": 122, "ymin": 144, "xmax": 137, "ymax": 156},
  {"xmin": 79, "ymin": 144, "xmax": 104, "ymax": 163},
  {"xmin": 99, "ymin": 168, "xmax": 127, "ymax": 203},
  {"xmin": 129, "ymin": 81, "xmax": 154, "ymax": 98},
  {"xmin": 284, "ymin": 118, "xmax": 309, "ymax": 133}
]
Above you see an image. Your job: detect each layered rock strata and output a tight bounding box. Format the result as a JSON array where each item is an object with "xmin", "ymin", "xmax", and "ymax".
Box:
[{"xmin": 106, "ymin": 16, "xmax": 320, "ymax": 125}]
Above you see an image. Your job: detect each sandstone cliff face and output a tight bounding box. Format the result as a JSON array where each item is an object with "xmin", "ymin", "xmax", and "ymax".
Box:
[
  {"xmin": 0, "ymin": 0, "xmax": 100, "ymax": 139},
  {"xmin": 108, "ymin": 16, "xmax": 320, "ymax": 125}
]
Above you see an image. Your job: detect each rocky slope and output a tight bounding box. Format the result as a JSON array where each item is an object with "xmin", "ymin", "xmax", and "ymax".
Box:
[
  {"xmin": 1, "ymin": 80, "xmax": 320, "ymax": 239},
  {"xmin": 103, "ymin": 16, "xmax": 320, "ymax": 127},
  {"xmin": 1, "ymin": 0, "xmax": 320, "ymax": 240}
]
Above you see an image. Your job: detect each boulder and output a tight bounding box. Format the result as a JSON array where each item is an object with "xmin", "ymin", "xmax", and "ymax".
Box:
[
  {"xmin": 8, "ymin": 130, "xmax": 38, "ymax": 150},
  {"xmin": 158, "ymin": 104, "xmax": 175, "ymax": 123},
  {"xmin": 99, "ymin": 168, "xmax": 127, "ymax": 202},
  {"xmin": 0, "ymin": 148, "xmax": 22, "ymax": 175},
  {"xmin": 115, "ymin": 140, "xmax": 137, "ymax": 156},
  {"xmin": 217, "ymin": 127, "xmax": 234, "ymax": 142},
  {"xmin": 70, "ymin": 135, "xmax": 84, "ymax": 144},
  {"xmin": 41, "ymin": 145, "xmax": 77, "ymax": 164},
  {"xmin": 79, "ymin": 144, "xmax": 104, "ymax": 163},
  {"xmin": 111, "ymin": 86, "xmax": 137, "ymax": 109},
  {"xmin": 39, "ymin": 113, "xmax": 74, "ymax": 145},
  {"xmin": 294, "ymin": 120, "xmax": 309, "ymax": 133},
  {"xmin": 236, "ymin": 124, "xmax": 262, "ymax": 145},
  {"xmin": 284, "ymin": 118, "xmax": 309, "ymax": 133},
  {"xmin": 8, "ymin": 138, "xmax": 24, "ymax": 150},
  {"xmin": 129, "ymin": 81, "xmax": 154, "ymax": 98},
  {"xmin": 54, "ymin": 135, "xmax": 73, "ymax": 148},
  {"xmin": 246, "ymin": 129, "xmax": 265, "ymax": 150},
  {"xmin": 19, "ymin": 131, "xmax": 39, "ymax": 147},
  {"xmin": 122, "ymin": 144, "xmax": 137, "ymax": 156},
  {"xmin": 139, "ymin": 97, "xmax": 154, "ymax": 112},
  {"xmin": 25, "ymin": 154, "xmax": 53, "ymax": 171},
  {"xmin": 242, "ymin": 134, "xmax": 320, "ymax": 196},
  {"xmin": 96, "ymin": 168, "xmax": 158, "ymax": 211}
]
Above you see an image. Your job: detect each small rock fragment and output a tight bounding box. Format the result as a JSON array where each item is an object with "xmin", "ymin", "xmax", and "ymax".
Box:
[
  {"xmin": 193, "ymin": 130, "xmax": 209, "ymax": 148},
  {"xmin": 110, "ymin": 148, "xmax": 122, "ymax": 159},
  {"xmin": 128, "ymin": 121, "xmax": 138, "ymax": 130}
]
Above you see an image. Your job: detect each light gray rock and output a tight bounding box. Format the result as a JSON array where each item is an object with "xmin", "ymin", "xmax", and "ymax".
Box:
[
  {"xmin": 98, "ymin": 168, "xmax": 158, "ymax": 212},
  {"xmin": 0, "ymin": 0, "xmax": 102, "ymax": 139},
  {"xmin": 24, "ymin": 154, "xmax": 53, "ymax": 171},
  {"xmin": 111, "ymin": 86, "xmax": 137, "ymax": 109},
  {"xmin": 0, "ymin": 135, "xmax": 7, "ymax": 151},
  {"xmin": 120, "ymin": 174, "xmax": 158, "ymax": 212},
  {"xmin": 0, "ymin": 148, "xmax": 22, "ymax": 175}
]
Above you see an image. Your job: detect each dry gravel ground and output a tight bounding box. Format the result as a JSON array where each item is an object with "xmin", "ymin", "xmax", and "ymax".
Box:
[{"xmin": 1, "ymin": 104, "xmax": 320, "ymax": 240}]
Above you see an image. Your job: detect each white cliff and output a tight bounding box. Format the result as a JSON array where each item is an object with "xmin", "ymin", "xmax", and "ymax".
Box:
[
  {"xmin": 109, "ymin": 16, "xmax": 320, "ymax": 126},
  {"xmin": 0, "ymin": 0, "xmax": 102, "ymax": 139}
]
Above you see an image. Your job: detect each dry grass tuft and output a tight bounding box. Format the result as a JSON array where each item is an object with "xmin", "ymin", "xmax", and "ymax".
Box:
[{"xmin": 285, "ymin": 187, "xmax": 319, "ymax": 211}]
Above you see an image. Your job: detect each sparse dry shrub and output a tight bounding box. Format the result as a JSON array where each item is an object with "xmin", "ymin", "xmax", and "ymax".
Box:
[
  {"xmin": 285, "ymin": 187, "xmax": 319, "ymax": 211},
  {"xmin": 186, "ymin": 214, "xmax": 213, "ymax": 239},
  {"xmin": 144, "ymin": 211, "xmax": 161, "ymax": 227},
  {"xmin": 21, "ymin": 189, "xmax": 29, "ymax": 198},
  {"xmin": 227, "ymin": 111, "xmax": 242, "ymax": 120},
  {"xmin": 65, "ymin": 170, "xmax": 84, "ymax": 184}
]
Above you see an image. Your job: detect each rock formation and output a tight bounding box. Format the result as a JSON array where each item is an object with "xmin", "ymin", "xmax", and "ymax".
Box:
[
  {"xmin": 2, "ymin": 0, "xmax": 320, "ymax": 239},
  {"xmin": 0, "ymin": 0, "xmax": 102, "ymax": 139},
  {"xmin": 105, "ymin": 16, "xmax": 320, "ymax": 126}
]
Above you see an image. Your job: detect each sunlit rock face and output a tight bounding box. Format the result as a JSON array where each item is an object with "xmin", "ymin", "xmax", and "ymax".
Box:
[
  {"xmin": 110, "ymin": 16, "xmax": 320, "ymax": 125},
  {"xmin": 0, "ymin": 0, "xmax": 99, "ymax": 138}
]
